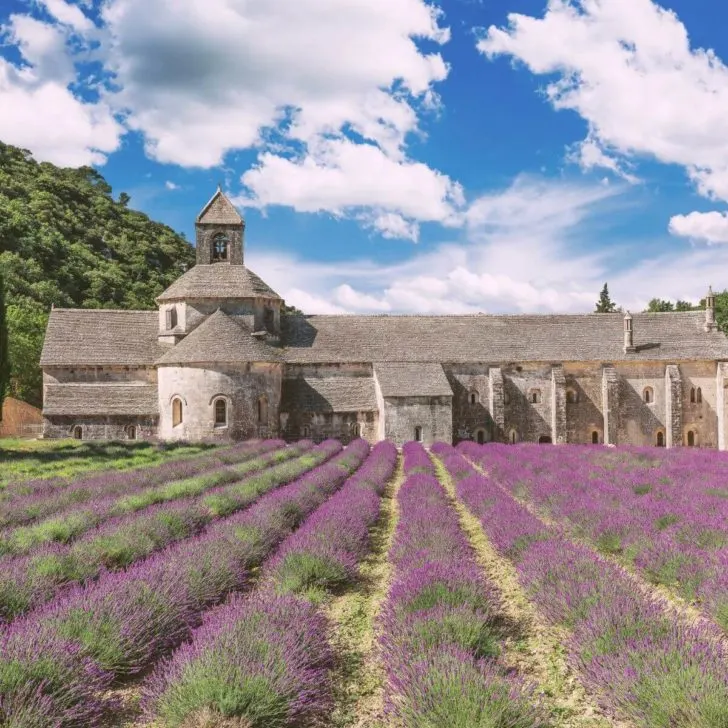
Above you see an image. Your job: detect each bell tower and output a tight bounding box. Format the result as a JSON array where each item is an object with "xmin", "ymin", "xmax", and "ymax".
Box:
[{"xmin": 195, "ymin": 186, "xmax": 245, "ymax": 265}]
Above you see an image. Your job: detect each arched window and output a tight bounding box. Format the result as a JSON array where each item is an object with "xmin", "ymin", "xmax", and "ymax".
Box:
[
  {"xmin": 257, "ymin": 396, "xmax": 268, "ymax": 424},
  {"xmin": 690, "ymin": 387, "xmax": 696, "ymax": 403},
  {"xmin": 302, "ymin": 425, "xmax": 311, "ymax": 439},
  {"xmin": 504, "ymin": 391, "xmax": 511, "ymax": 405},
  {"xmin": 212, "ymin": 233, "xmax": 229, "ymax": 262},
  {"xmin": 697, "ymin": 387, "xmax": 702, "ymax": 404},
  {"xmin": 475, "ymin": 429, "xmax": 485, "ymax": 445},
  {"xmin": 125, "ymin": 425, "xmax": 137, "ymax": 440},
  {"xmin": 567, "ymin": 390, "xmax": 579, "ymax": 404},
  {"xmin": 592, "ymin": 430, "xmax": 599, "ymax": 445},
  {"xmin": 687, "ymin": 430, "xmax": 695, "ymax": 447},
  {"xmin": 414, "ymin": 426, "xmax": 423, "ymax": 442},
  {"xmin": 656, "ymin": 431, "xmax": 665, "ymax": 447},
  {"xmin": 350, "ymin": 422, "xmax": 362, "ymax": 438},
  {"xmin": 72, "ymin": 425, "xmax": 82, "ymax": 440},
  {"xmin": 469, "ymin": 391, "xmax": 478, "ymax": 405},
  {"xmin": 643, "ymin": 387, "xmax": 653, "ymax": 404},
  {"xmin": 530, "ymin": 389, "xmax": 542, "ymax": 404},
  {"xmin": 214, "ymin": 398, "xmax": 227, "ymax": 427},
  {"xmin": 509, "ymin": 429, "xmax": 518, "ymax": 444},
  {"xmin": 172, "ymin": 398, "xmax": 183, "ymax": 427}
]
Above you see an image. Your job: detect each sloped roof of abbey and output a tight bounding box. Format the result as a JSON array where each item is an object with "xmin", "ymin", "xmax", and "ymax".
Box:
[
  {"xmin": 156, "ymin": 309, "xmax": 282, "ymax": 365},
  {"xmin": 281, "ymin": 376, "xmax": 377, "ymax": 412},
  {"xmin": 156, "ymin": 264, "xmax": 281, "ymax": 302},
  {"xmin": 44, "ymin": 383, "xmax": 158, "ymax": 416},
  {"xmin": 283, "ymin": 311, "xmax": 728, "ymax": 363},
  {"xmin": 374, "ymin": 363, "xmax": 452, "ymax": 397}
]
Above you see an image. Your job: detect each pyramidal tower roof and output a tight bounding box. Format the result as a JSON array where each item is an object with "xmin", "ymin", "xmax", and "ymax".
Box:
[{"xmin": 196, "ymin": 186, "xmax": 243, "ymax": 225}]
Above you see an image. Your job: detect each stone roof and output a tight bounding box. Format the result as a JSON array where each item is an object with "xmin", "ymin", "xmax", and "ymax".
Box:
[
  {"xmin": 375, "ymin": 363, "xmax": 453, "ymax": 397},
  {"xmin": 156, "ymin": 264, "xmax": 281, "ymax": 302},
  {"xmin": 41, "ymin": 309, "xmax": 163, "ymax": 367},
  {"xmin": 281, "ymin": 377, "xmax": 377, "ymax": 412},
  {"xmin": 283, "ymin": 311, "xmax": 728, "ymax": 363},
  {"xmin": 196, "ymin": 188, "xmax": 243, "ymax": 225},
  {"xmin": 156, "ymin": 309, "xmax": 282, "ymax": 365},
  {"xmin": 44, "ymin": 384, "xmax": 158, "ymax": 416}
]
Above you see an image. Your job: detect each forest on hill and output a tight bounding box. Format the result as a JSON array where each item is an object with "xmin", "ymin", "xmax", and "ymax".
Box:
[{"xmin": 0, "ymin": 142, "xmax": 195, "ymax": 406}]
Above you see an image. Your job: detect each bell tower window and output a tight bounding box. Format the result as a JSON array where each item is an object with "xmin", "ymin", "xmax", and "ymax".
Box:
[{"xmin": 212, "ymin": 233, "xmax": 229, "ymax": 262}]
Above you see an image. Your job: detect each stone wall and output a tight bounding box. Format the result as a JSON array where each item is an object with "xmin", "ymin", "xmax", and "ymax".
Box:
[
  {"xmin": 563, "ymin": 364, "xmax": 605, "ymax": 444},
  {"xmin": 445, "ymin": 364, "xmax": 493, "ymax": 443},
  {"xmin": 501, "ymin": 364, "xmax": 553, "ymax": 443},
  {"xmin": 44, "ymin": 367, "xmax": 157, "ymax": 385},
  {"xmin": 196, "ymin": 224, "xmax": 244, "ymax": 265},
  {"xmin": 157, "ymin": 363, "xmax": 282, "ymax": 441},
  {"xmin": 382, "ymin": 396, "xmax": 452, "ymax": 446},
  {"xmin": 280, "ymin": 411, "xmax": 378, "ymax": 444},
  {"xmin": 42, "ymin": 416, "xmax": 157, "ymax": 440}
]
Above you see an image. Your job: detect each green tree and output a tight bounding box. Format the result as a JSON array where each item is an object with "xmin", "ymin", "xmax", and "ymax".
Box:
[
  {"xmin": 675, "ymin": 300, "xmax": 699, "ymax": 311},
  {"xmin": 595, "ymin": 283, "xmax": 618, "ymax": 313},
  {"xmin": 645, "ymin": 298, "xmax": 674, "ymax": 312},
  {"xmin": 0, "ymin": 273, "xmax": 9, "ymax": 420}
]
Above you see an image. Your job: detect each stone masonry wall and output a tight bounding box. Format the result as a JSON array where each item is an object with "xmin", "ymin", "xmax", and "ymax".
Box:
[
  {"xmin": 383, "ymin": 396, "xmax": 452, "ymax": 446},
  {"xmin": 43, "ymin": 416, "xmax": 157, "ymax": 440}
]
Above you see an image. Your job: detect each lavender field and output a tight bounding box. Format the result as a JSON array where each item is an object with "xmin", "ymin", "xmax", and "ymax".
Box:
[{"xmin": 0, "ymin": 438, "xmax": 727, "ymax": 727}]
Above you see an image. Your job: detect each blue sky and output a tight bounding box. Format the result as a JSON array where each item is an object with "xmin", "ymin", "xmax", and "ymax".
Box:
[{"xmin": 2, "ymin": 0, "xmax": 728, "ymax": 314}]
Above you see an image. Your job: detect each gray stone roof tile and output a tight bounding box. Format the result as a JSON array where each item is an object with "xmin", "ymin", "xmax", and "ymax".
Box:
[
  {"xmin": 281, "ymin": 377, "xmax": 377, "ymax": 412},
  {"xmin": 156, "ymin": 309, "xmax": 282, "ymax": 365},
  {"xmin": 374, "ymin": 362, "xmax": 453, "ymax": 397},
  {"xmin": 41, "ymin": 309, "xmax": 163, "ymax": 367},
  {"xmin": 44, "ymin": 384, "xmax": 158, "ymax": 416},
  {"xmin": 283, "ymin": 311, "xmax": 728, "ymax": 363},
  {"xmin": 156, "ymin": 264, "xmax": 281, "ymax": 302},
  {"xmin": 196, "ymin": 189, "xmax": 243, "ymax": 224}
]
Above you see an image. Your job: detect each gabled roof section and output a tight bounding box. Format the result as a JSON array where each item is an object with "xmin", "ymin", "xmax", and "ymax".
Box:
[
  {"xmin": 280, "ymin": 377, "xmax": 377, "ymax": 413},
  {"xmin": 156, "ymin": 264, "xmax": 281, "ymax": 302},
  {"xmin": 283, "ymin": 311, "xmax": 728, "ymax": 363},
  {"xmin": 156, "ymin": 309, "xmax": 282, "ymax": 365},
  {"xmin": 44, "ymin": 384, "xmax": 158, "ymax": 416},
  {"xmin": 375, "ymin": 363, "xmax": 453, "ymax": 397},
  {"xmin": 196, "ymin": 187, "xmax": 243, "ymax": 225},
  {"xmin": 41, "ymin": 309, "xmax": 163, "ymax": 367}
]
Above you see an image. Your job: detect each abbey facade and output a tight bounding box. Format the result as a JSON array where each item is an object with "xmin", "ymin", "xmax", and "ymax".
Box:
[{"xmin": 40, "ymin": 189, "xmax": 728, "ymax": 449}]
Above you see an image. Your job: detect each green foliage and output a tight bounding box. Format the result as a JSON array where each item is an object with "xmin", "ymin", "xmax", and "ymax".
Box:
[
  {"xmin": 645, "ymin": 298, "xmax": 700, "ymax": 313},
  {"xmin": 594, "ymin": 283, "xmax": 617, "ymax": 313},
  {"xmin": 0, "ymin": 141, "xmax": 195, "ymax": 405},
  {"xmin": 0, "ymin": 272, "xmax": 8, "ymax": 419}
]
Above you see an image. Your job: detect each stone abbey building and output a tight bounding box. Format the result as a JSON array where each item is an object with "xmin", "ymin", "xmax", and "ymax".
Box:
[{"xmin": 40, "ymin": 189, "xmax": 728, "ymax": 448}]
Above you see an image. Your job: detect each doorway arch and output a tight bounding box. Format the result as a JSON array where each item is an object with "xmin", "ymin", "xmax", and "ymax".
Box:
[{"xmin": 538, "ymin": 435, "xmax": 552, "ymax": 444}]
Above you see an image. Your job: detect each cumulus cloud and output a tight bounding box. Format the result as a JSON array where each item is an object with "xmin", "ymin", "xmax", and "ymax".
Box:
[
  {"xmin": 669, "ymin": 211, "xmax": 728, "ymax": 244},
  {"xmin": 165, "ymin": 180, "xmax": 180, "ymax": 190},
  {"xmin": 477, "ymin": 0, "xmax": 728, "ymax": 225}
]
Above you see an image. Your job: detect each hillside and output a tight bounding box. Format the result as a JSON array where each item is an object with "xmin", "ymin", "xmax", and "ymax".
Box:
[{"xmin": 0, "ymin": 142, "xmax": 195, "ymax": 407}]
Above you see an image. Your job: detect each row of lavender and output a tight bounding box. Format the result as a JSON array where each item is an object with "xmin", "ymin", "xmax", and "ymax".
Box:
[
  {"xmin": 441, "ymin": 442, "xmax": 728, "ymax": 727},
  {"xmin": 470, "ymin": 442, "xmax": 728, "ymax": 633},
  {"xmin": 378, "ymin": 442, "xmax": 546, "ymax": 726},
  {"xmin": 0, "ymin": 441, "xmax": 323, "ymax": 621},
  {"xmin": 0, "ymin": 441, "xmax": 301, "ymax": 557},
  {"xmin": 142, "ymin": 440, "xmax": 398, "ymax": 726},
  {"xmin": 0, "ymin": 439, "xmax": 366, "ymax": 726}
]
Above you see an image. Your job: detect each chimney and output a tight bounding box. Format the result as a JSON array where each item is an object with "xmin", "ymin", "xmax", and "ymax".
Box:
[
  {"xmin": 705, "ymin": 285, "xmax": 717, "ymax": 332},
  {"xmin": 623, "ymin": 311, "xmax": 635, "ymax": 353}
]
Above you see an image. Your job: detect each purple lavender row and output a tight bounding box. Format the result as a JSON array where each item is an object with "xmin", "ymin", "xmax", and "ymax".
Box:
[
  {"xmin": 439, "ymin": 443, "xmax": 728, "ymax": 727},
  {"xmin": 141, "ymin": 441, "xmax": 396, "ymax": 726},
  {"xmin": 0, "ymin": 442, "xmax": 323, "ymax": 622},
  {"xmin": 0, "ymin": 441, "xmax": 305, "ymax": 557},
  {"xmin": 379, "ymin": 442, "xmax": 545, "ymax": 727},
  {"xmin": 0, "ymin": 439, "xmax": 368, "ymax": 726},
  {"xmin": 462, "ymin": 441, "xmax": 728, "ymax": 633},
  {"xmin": 402, "ymin": 439, "xmax": 436, "ymax": 475},
  {"xmin": 0, "ymin": 439, "xmax": 280, "ymax": 530}
]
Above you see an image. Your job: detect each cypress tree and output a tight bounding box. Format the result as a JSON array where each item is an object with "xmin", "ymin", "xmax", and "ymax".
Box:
[
  {"xmin": 0, "ymin": 273, "xmax": 9, "ymax": 421},
  {"xmin": 595, "ymin": 283, "xmax": 617, "ymax": 313}
]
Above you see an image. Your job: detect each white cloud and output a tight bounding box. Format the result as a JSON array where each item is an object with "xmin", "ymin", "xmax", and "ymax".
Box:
[
  {"xmin": 239, "ymin": 137, "xmax": 464, "ymax": 240},
  {"xmin": 165, "ymin": 180, "xmax": 180, "ymax": 190},
  {"xmin": 477, "ymin": 0, "xmax": 728, "ymax": 204},
  {"xmin": 669, "ymin": 211, "xmax": 728, "ymax": 244},
  {"xmin": 38, "ymin": 0, "xmax": 94, "ymax": 33}
]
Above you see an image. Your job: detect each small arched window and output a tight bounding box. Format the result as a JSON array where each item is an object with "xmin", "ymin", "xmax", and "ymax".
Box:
[
  {"xmin": 504, "ymin": 391, "xmax": 511, "ymax": 405},
  {"xmin": 214, "ymin": 398, "xmax": 227, "ymax": 427},
  {"xmin": 697, "ymin": 387, "xmax": 703, "ymax": 404},
  {"xmin": 566, "ymin": 390, "xmax": 579, "ymax": 404},
  {"xmin": 414, "ymin": 426, "xmax": 423, "ymax": 442},
  {"xmin": 690, "ymin": 387, "xmax": 696, "ymax": 403},
  {"xmin": 125, "ymin": 425, "xmax": 137, "ymax": 440},
  {"xmin": 212, "ymin": 233, "xmax": 229, "ymax": 262},
  {"xmin": 72, "ymin": 425, "xmax": 83, "ymax": 440},
  {"xmin": 172, "ymin": 398, "xmax": 183, "ymax": 427},
  {"xmin": 656, "ymin": 431, "xmax": 665, "ymax": 447},
  {"xmin": 469, "ymin": 391, "xmax": 478, "ymax": 405},
  {"xmin": 302, "ymin": 425, "xmax": 311, "ymax": 439},
  {"xmin": 350, "ymin": 422, "xmax": 362, "ymax": 438},
  {"xmin": 643, "ymin": 387, "xmax": 653, "ymax": 404},
  {"xmin": 592, "ymin": 430, "xmax": 599, "ymax": 445},
  {"xmin": 687, "ymin": 430, "xmax": 695, "ymax": 447},
  {"xmin": 257, "ymin": 396, "xmax": 268, "ymax": 424},
  {"xmin": 530, "ymin": 389, "xmax": 542, "ymax": 404}
]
